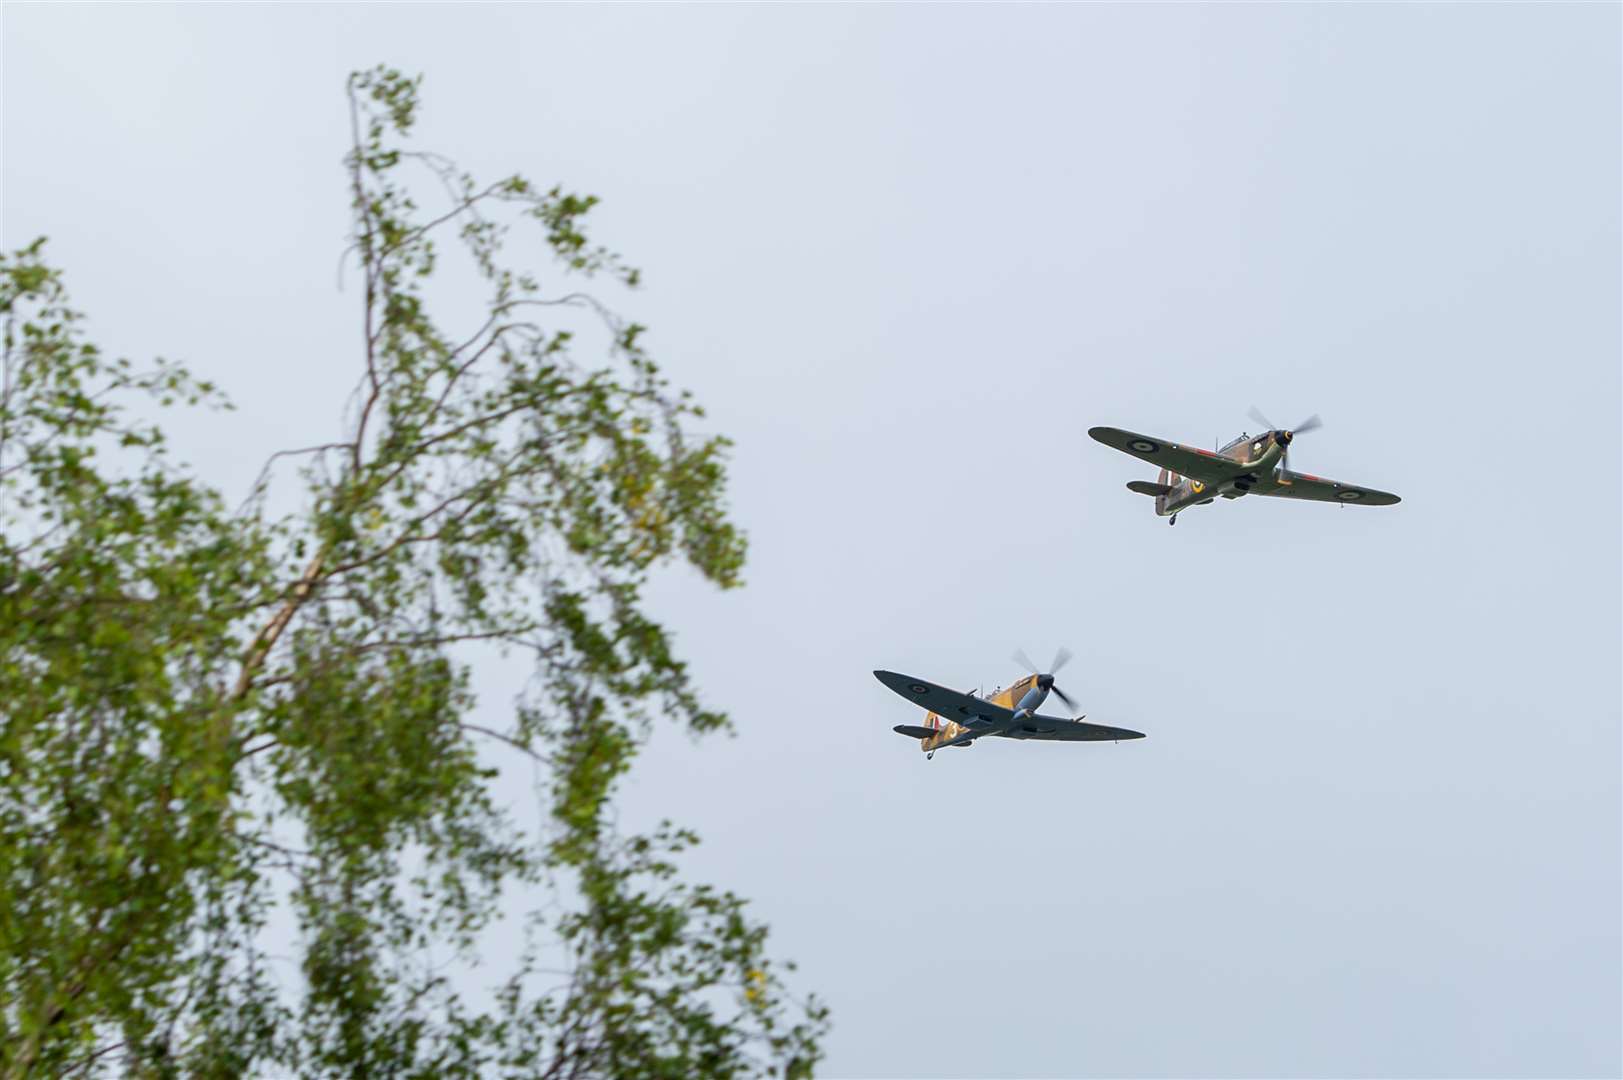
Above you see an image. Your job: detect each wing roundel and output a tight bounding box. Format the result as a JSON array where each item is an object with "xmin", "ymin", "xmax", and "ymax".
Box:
[
  {"xmin": 872, "ymin": 670, "xmax": 1011, "ymax": 726},
  {"xmin": 1088, "ymin": 427, "xmax": 1245, "ymax": 485}
]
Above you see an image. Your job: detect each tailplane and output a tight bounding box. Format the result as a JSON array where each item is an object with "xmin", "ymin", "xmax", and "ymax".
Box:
[{"xmin": 895, "ymin": 710, "xmax": 974, "ymax": 758}]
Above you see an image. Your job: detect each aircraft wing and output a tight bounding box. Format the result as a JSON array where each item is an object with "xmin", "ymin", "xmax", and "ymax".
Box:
[
  {"xmin": 998, "ymin": 715, "xmax": 1146, "ymax": 741},
  {"xmin": 1252, "ymin": 470, "xmax": 1400, "ymax": 506},
  {"xmin": 1088, "ymin": 427, "xmax": 1248, "ymax": 484},
  {"xmin": 873, "ymin": 670, "xmax": 1013, "ymax": 728}
]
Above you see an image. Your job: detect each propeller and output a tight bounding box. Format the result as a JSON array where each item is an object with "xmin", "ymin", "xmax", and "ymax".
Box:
[
  {"xmin": 1012, "ymin": 647, "xmax": 1079, "ymax": 712},
  {"xmin": 1247, "ymin": 408, "xmax": 1323, "ymax": 473}
]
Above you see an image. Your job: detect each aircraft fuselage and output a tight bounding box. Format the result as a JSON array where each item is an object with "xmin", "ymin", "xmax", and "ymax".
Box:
[
  {"xmin": 1154, "ymin": 432, "xmax": 1285, "ymax": 518},
  {"xmin": 916, "ymin": 673, "xmax": 1049, "ymax": 753}
]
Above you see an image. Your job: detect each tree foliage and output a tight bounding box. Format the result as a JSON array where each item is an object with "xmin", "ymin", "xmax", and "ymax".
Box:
[{"xmin": 0, "ymin": 67, "xmax": 826, "ymax": 1078}]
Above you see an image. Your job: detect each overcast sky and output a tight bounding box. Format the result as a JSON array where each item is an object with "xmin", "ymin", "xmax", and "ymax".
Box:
[{"xmin": 5, "ymin": 4, "xmax": 1619, "ymax": 1077}]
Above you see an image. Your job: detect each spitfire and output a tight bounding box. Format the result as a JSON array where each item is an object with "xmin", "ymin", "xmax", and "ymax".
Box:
[
  {"xmin": 1089, "ymin": 409, "xmax": 1400, "ymax": 525},
  {"xmin": 874, "ymin": 648, "xmax": 1145, "ymax": 761}
]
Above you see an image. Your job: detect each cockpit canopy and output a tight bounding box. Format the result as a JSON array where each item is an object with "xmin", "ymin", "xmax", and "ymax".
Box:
[{"xmin": 1219, "ymin": 432, "xmax": 1269, "ymax": 456}]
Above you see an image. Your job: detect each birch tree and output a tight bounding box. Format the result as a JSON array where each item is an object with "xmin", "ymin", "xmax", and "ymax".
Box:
[{"xmin": 0, "ymin": 66, "xmax": 825, "ymax": 1079}]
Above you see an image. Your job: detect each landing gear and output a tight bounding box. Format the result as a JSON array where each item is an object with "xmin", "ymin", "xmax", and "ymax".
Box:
[
  {"xmin": 926, "ymin": 750, "xmax": 935, "ymax": 761},
  {"xmin": 1169, "ymin": 514, "xmax": 1178, "ymax": 526}
]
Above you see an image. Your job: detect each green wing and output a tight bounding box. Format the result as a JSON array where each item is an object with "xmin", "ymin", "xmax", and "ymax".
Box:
[
  {"xmin": 1252, "ymin": 471, "xmax": 1401, "ymax": 505},
  {"xmin": 1088, "ymin": 426, "xmax": 1247, "ymax": 485}
]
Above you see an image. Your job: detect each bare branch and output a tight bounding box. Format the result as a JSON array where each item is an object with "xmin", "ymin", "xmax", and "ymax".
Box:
[
  {"xmin": 240, "ymin": 441, "xmax": 356, "ymax": 512},
  {"xmin": 460, "ymin": 722, "xmax": 544, "ymax": 762}
]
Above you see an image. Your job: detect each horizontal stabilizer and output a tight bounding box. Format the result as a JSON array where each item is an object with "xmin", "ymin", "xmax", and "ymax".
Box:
[
  {"xmin": 1126, "ymin": 480, "xmax": 1172, "ymax": 497},
  {"xmin": 892, "ymin": 724, "xmax": 938, "ymax": 740}
]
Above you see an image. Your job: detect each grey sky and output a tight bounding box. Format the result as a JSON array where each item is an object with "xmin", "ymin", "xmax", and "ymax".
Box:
[{"xmin": 5, "ymin": 4, "xmax": 1619, "ymax": 1077}]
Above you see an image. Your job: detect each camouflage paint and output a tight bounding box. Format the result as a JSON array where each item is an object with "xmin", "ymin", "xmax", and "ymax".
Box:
[
  {"xmin": 915, "ymin": 673, "xmax": 1041, "ymax": 753},
  {"xmin": 1155, "ymin": 430, "xmax": 1286, "ymax": 517},
  {"xmin": 1094, "ymin": 423, "xmax": 1399, "ymax": 520}
]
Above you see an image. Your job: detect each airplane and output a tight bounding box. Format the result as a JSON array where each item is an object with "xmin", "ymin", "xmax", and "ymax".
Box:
[
  {"xmin": 1088, "ymin": 409, "xmax": 1400, "ymax": 525},
  {"xmin": 874, "ymin": 648, "xmax": 1145, "ymax": 760}
]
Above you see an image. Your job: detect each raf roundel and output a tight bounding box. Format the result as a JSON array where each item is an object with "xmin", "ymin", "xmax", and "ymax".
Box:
[
  {"xmin": 1087, "ymin": 420, "xmax": 1401, "ymax": 522},
  {"xmin": 873, "ymin": 666, "xmax": 1148, "ymax": 758}
]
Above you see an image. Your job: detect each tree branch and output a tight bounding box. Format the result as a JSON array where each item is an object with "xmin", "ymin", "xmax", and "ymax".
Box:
[{"xmin": 232, "ymin": 552, "xmax": 325, "ymax": 703}]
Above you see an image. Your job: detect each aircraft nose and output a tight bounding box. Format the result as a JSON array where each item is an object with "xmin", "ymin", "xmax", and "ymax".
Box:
[{"xmin": 1277, "ymin": 429, "xmax": 1294, "ymax": 446}]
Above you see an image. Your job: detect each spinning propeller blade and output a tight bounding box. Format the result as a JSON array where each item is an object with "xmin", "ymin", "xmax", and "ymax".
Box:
[
  {"xmin": 1015, "ymin": 646, "xmax": 1080, "ymax": 714},
  {"xmin": 1249, "ymin": 409, "xmax": 1325, "ymax": 474},
  {"xmin": 1282, "ymin": 414, "xmax": 1323, "ymax": 472}
]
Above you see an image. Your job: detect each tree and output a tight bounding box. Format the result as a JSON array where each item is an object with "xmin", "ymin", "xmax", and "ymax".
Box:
[{"xmin": 0, "ymin": 67, "xmax": 827, "ymax": 1078}]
